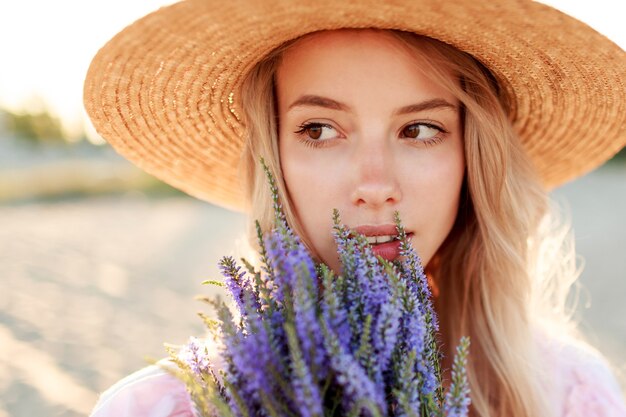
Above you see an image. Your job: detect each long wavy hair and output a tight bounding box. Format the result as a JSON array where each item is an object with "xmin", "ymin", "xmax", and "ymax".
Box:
[{"xmin": 238, "ymin": 29, "xmax": 583, "ymax": 417}]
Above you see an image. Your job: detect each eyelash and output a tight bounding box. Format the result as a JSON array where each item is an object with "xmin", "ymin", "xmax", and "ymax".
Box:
[
  {"xmin": 293, "ymin": 121, "xmax": 448, "ymax": 148},
  {"xmin": 293, "ymin": 122, "xmax": 336, "ymax": 148},
  {"xmin": 405, "ymin": 122, "xmax": 447, "ymax": 147}
]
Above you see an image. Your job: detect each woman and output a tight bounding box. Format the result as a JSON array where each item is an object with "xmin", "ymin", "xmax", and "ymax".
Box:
[{"xmin": 84, "ymin": 1, "xmax": 626, "ymax": 416}]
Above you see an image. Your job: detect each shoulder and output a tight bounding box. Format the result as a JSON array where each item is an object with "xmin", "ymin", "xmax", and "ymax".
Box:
[
  {"xmin": 537, "ymin": 332, "xmax": 626, "ymax": 417},
  {"xmin": 89, "ymin": 361, "xmax": 197, "ymax": 417}
]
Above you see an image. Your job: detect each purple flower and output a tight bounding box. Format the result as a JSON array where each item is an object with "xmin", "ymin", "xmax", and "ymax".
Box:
[
  {"xmin": 178, "ymin": 336, "xmax": 213, "ymax": 376},
  {"xmin": 395, "ymin": 214, "xmax": 443, "ymax": 402},
  {"xmin": 322, "ymin": 320, "xmax": 387, "ymax": 414},
  {"xmin": 285, "ymin": 323, "xmax": 324, "ymax": 417},
  {"xmin": 171, "ymin": 184, "xmax": 471, "ymax": 417},
  {"xmin": 443, "ymin": 337, "xmax": 471, "ymax": 417},
  {"xmin": 223, "ymin": 306, "xmax": 287, "ymax": 414},
  {"xmin": 219, "ymin": 256, "xmax": 255, "ymax": 317},
  {"xmin": 293, "ymin": 261, "xmax": 327, "ymax": 381},
  {"xmin": 320, "ymin": 265, "xmax": 352, "ymax": 349}
]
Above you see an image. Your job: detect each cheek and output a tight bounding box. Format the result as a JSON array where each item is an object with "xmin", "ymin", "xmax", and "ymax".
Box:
[
  {"xmin": 403, "ymin": 144, "xmax": 465, "ymax": 263},
  {"xmin": 280, "ymin": 142, "xmax": 336, "ymax": 212},
  {"xmin": 279, "ymin": 127, "xmax": 353, "ymax": 215},
  {"xmin": 279, "ymin": 139, "xmax": 341, "ymax": 257},
  {"xmin": 426, "ymin": 157, "xmax": 464, "ymax": 215}
]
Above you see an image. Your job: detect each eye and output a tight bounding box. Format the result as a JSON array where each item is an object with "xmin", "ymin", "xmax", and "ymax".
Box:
[
  {"xmin": 400, "ymin": 122, "xmax": 443, "ymax": 141},
  {"xmin": 294, "ymin": 122, "xmax": 339, "ymax": 141}
]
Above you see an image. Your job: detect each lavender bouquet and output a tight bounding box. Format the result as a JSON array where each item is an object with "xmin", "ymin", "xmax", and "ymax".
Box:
[{"xmin": 167, "ymin": 165, "xmax": 470, "ymax": 417}]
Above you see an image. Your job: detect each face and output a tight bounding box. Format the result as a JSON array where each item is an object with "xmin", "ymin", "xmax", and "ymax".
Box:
[{"xmin": 276, "ymin": 30, "xmax": 465, "ymax": 272}]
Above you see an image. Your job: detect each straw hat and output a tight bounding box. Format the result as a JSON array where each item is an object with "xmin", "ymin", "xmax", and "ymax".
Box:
[{"xmin": 84, "ymin": 0, "xmax": 626, "ymax": 211}]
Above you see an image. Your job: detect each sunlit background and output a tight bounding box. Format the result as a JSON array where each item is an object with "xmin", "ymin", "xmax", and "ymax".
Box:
[{"xmin": 0, "ymin": 1, "xmax": 624, "ymax": 416}]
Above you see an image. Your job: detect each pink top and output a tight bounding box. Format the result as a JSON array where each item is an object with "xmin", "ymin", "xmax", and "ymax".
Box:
[{"xmin": 89, "ymin": 337, "xmax": 626, "ymax": 417}]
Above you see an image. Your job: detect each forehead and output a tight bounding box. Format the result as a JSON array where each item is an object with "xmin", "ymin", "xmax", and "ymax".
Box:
[{"xmin": 275, "ymin": 29, "xmax": 459, "ymax": 105}]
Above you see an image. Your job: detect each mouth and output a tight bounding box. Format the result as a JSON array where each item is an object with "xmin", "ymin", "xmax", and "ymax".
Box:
[
  {"xmin": 350, "ymin": 225, "xmax": 413, "ymax": 261},
  {"xmin": 367, "ymin": 233, "xmax": 413, "ymax": 262},
  {"xmin": 363, "ymin": 235, "xmax": 398, "ymax": 245}
]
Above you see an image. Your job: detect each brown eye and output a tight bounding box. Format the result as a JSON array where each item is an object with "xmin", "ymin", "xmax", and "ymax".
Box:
[
  {"xmin": 295, "ymin": 123, "xmax": 339, "ymax": 141},
  {"xmin": 307, "ymin": 125, "xmax": 322, "ymax": 140},
  {"xmin": 401, "ymin": 123, "xmax": 441, "ymax": 140},
  {"xmin": 402, "ymin": 124, "xmax": 421, "ymax": 139}
]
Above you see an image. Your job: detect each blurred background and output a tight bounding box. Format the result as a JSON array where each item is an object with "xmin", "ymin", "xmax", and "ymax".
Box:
[{"xmin": 0, "ymin": 1, "xmax": 624, "ymax": 416}]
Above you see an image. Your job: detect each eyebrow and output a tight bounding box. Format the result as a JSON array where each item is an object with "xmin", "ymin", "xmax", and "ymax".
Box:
[
  {"xmin": 287, "ymin": 94, "xmax": 458, "ymax": 115},
  {"xmin": 393, "ymin": 98, "xmax": 458, "ymax": 115},
  {"xmin": 287, "ymin": 95, "xmax": 349, "ymax": 112}
]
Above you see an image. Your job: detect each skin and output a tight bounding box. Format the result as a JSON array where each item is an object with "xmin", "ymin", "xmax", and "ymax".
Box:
[{"xmin": 276, "ymin": 29, "xmax": 465, "ymax": 273}]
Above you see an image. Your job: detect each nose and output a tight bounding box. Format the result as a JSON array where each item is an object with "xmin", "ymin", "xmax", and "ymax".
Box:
[{"xmin": 350, "ymin": 139, "xmax": 401, "ymax": 209}]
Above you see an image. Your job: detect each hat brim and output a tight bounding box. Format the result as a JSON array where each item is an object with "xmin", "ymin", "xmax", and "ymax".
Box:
[{"xmin": 84, "ymin": 0, "xmax": 626, "ymax": 211}]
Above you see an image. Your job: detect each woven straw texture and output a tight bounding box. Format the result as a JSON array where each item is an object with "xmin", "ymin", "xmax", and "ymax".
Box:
[{"xmin": 84, "ymin": 0, "xmax": 626, "ymax": 211}]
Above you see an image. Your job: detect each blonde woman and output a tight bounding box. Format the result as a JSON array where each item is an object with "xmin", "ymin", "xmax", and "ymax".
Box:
[{"xmin": 84, "ymin": 1, "xmax": 626, "ymax": 416}]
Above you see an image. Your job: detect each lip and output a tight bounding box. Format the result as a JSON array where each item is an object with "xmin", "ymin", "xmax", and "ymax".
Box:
[
  {"xmin": 370, "ymin": 238, "xmax": 401, "ymax": 261},
  {"xmin": 351, "ymin": 225, "xmax": 413, "ymax": 262},
  {"xmin": 352, "ymin": 224, "xmax": 402, "ymax": 237}
]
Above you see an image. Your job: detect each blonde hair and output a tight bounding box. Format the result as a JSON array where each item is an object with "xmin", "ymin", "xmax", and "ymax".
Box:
[{"xmin": 239, "ymin": 29, "xmax": 583, "ymax": 417}]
